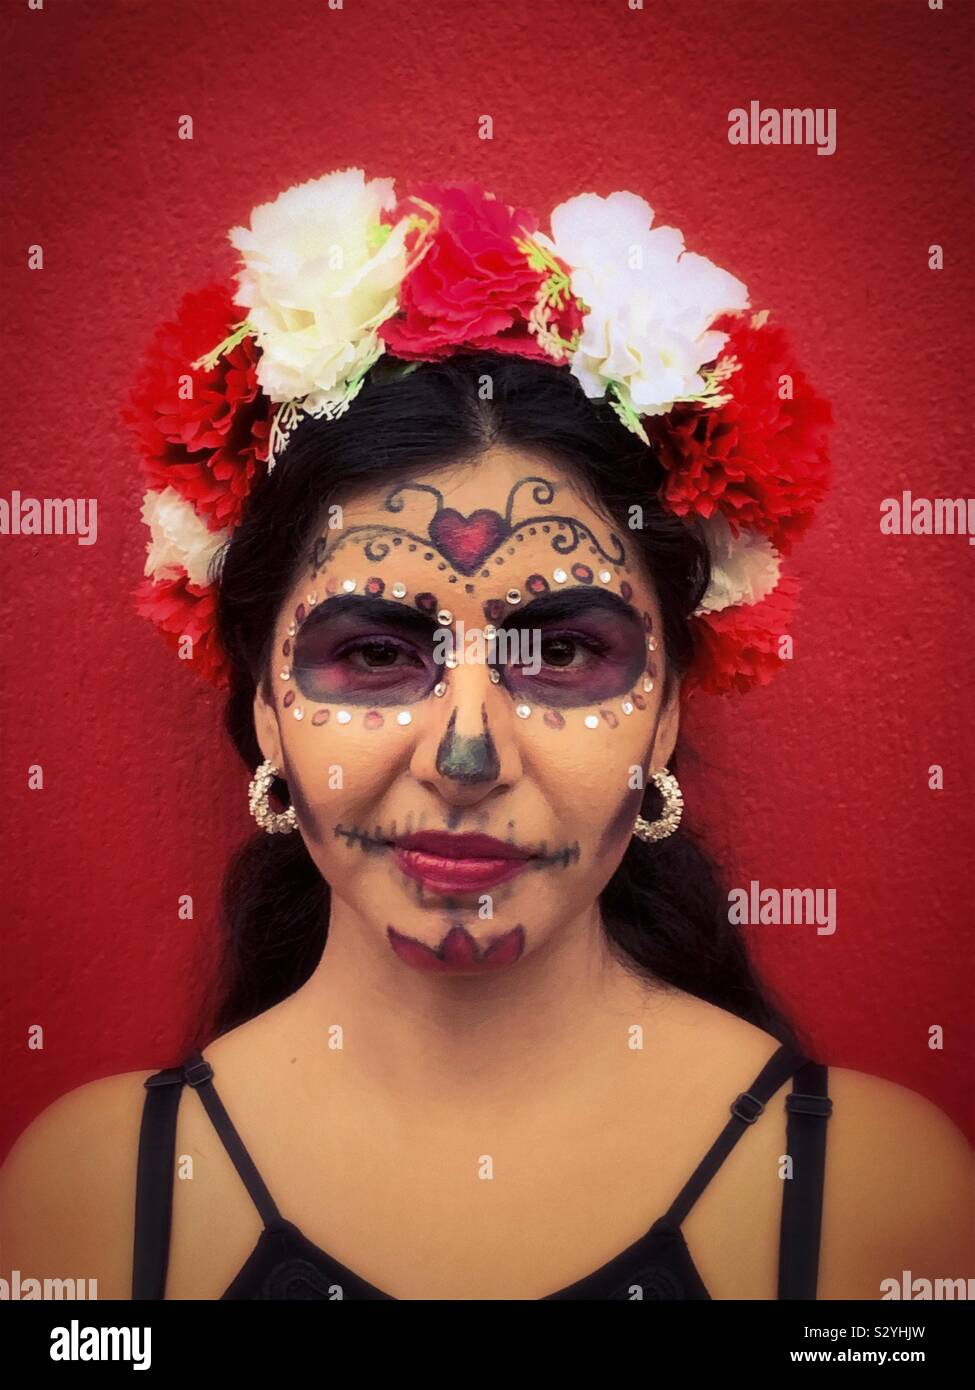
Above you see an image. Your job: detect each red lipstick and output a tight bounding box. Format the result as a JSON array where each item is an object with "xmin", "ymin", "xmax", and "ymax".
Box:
[
  {"xmin": 387, "ymin": 924, "xmax": 525, "ymax": 972},
  {"xmin": 392, "ymin": 831, "xmax": 534, "ymax": 894}
]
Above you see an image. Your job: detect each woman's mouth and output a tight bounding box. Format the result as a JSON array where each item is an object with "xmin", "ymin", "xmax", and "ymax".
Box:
[{"xmin": 391, "ymin": 831, "xmax": 534, "ymax": 894}]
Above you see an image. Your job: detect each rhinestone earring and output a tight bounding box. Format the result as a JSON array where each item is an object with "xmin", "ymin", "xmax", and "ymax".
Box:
[
  {"xmin": 248, "ymin": 758, "xmax": 298, "ymax": 835},
  {"xmin": 632, "ymin": 769, "xmax": 684, "ymax": 844}
]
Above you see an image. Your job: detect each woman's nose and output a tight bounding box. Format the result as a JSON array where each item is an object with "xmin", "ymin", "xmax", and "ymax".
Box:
[{"xmin": 410, "ymin": 660, "xmax": 522, "ymax": 799}]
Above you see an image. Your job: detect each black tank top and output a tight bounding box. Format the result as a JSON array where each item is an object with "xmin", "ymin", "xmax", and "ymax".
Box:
[{"xmin": 131, "ymin": 1043, "xmax": 832, "ymax": 1300}]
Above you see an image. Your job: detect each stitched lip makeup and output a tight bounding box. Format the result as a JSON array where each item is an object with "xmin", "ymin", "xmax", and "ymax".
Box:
[{"xmin": 392, "ymin": 831, "xmax": 534, "ymax": 893}]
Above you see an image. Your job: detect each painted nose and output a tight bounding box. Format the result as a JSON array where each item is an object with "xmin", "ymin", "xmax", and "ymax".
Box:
[
  {"xmin": 434, "ymin": 702, "xmax": 500, "ymax": 785},
  {"xmin": 411, "ymin": 658, "xmax": 522, "ymax": 801}
]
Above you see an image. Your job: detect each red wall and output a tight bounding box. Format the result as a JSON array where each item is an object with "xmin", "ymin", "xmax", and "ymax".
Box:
[{"xmin": 2, "ymin": 0, "xmax": 972, "ymax": 1155}]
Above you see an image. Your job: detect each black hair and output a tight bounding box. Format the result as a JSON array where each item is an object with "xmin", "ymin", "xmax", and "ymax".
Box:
[{"xmin": 183, "ymin": 350, "xmax": 808, "ymax": 1056}]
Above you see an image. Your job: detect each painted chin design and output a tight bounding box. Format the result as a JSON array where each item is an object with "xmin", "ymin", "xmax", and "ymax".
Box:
[{"xmin": 386, "ymin": 924, "xmax": 525, "ymax": 973}]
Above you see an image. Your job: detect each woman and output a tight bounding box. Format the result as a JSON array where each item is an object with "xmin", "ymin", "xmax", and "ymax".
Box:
[{"xmin": 2, "ymin": 172, "xmax": 971, "ymax": 1301}]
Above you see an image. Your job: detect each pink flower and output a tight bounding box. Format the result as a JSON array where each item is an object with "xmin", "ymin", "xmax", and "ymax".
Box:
[{"xmin": 378, "ymin": 182, "xmax": 583, "ymax": 361}]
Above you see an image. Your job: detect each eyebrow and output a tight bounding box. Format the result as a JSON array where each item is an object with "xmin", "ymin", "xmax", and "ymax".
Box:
[
  {"xmin": 294, "ymin": 595, "xmax": 434, "ymax": 639},
  {"xmin": 497, "ymin": 588, "xmax": 643, "ymax": 627},
  {"xmin": 292, "ymin": 587, "xmax": 642, "ymax": 636}
]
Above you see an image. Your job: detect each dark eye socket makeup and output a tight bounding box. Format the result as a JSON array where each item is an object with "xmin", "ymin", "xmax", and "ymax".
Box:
[{"xmin": 288, "ymin": 589, "xmax": 649, "ymax": 709}]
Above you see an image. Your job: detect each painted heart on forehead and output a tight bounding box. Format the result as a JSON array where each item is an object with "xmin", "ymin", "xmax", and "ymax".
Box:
[{"xmin": 427, "ymin": 506, "xmax": 511, "ymax": 575}]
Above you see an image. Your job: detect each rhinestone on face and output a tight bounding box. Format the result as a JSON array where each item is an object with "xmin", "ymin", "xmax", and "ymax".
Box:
[
  {"xmin": 643, "ymin": 677, "xmax": 654, "ymax": 693},
  {"xmin": 434, "ymin": 682, "xmax": 447, "ymax": 697},
  {"xmin": 392, "ymin": 582, "xmax": 407, "ymax": 598},
  {"xmin": 396, "ymin": 710, "xmax": 412, "ymax": 725},
  {"xmin": 515, "ymin": 704, "xmax": 532, "ymax": 719},
  {"xmin": 599, "ymin": 569, "xmax": 612, "ymax": 583},
  {"xmin": 505, "ymin": 588, "xmax": 521, "ymax": 605},
  {"xmin": 307, "ymin": 593, "xmax": 318, "ymax": 606},
  {"xmin": 279, "ymin": 668, "xmax": 291, "ymax": 680},
  {"xmin": 444, "ymin": 654, "xmax": 458, "ymax": 669},
  {"xmin": 287, "ymin": 621, "xmax": 297, "ymax": 637},
  {"xmin": 293, "ymin": 707, "xmax": 304, "ymax": 720},
  {"xmin": 336, "ymin": 710, "xmax": 352, "ymax": 725},
  {"xmin": 584, "ymin": 714, "xmax": 599, "ymax": 729},
  {"xmin": 437, "ymin": 610, "xmax": 453, "ymax": 625},
  {"xmin": 621, "ymin": 701, "xmax": 634, "ymax": 715},
  {"xmin": 553, "ymin": 568, "xmax": 567, "ymax": 583},
  {"xmin": 484, "ymin": 626, "xmax": 497, "ymax": 640},
  {"xmin": 342, "ymin": 579, "xmax": 356, "ymax": 593},
  {"xmin": 647, "ymin": 637, "xmax": 657, "ymax": 651},
  {"xmin": 489, "ymin": 669, "xmax": 501, "ymax": 684}
]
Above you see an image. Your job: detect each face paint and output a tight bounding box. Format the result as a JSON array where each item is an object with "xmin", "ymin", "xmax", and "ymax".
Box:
[
  {"xmin": 290, "ymin": 596, "xmax": 442, "ymax": 705},
  {"xmin": 386, "ymin": 923, "xmax": 526, "ymax": 973},
  {"xmin": 434, "ymin": 705, "xmax": 501, "ymax": 784},
  {"xmin": 595, "ymin": 784, "xmax": 646, "ymax": 861},
  {"xmin": 263, "ymin": 450, "xmax": 672, "ymax": 981},
  {"xmin": 490, "ymin": 589, "xmax": 648, "ymax": 708},
  {"xmin": 308, "ymin": 475, "xmax": 627, "ymax": 583}
]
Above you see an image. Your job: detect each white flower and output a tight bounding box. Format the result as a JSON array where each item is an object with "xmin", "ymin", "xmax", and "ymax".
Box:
[
  {"xmin": 141, "ymin": 488, "xmax": 228, "ymax": 588},
  {"xmin": 696, "ymin": 513, "xmax": 781, "ymax": 614},
  {"xmin": 228, "ymin": 167, "xmax": 412, "ymax": 411},
  {"xmin": 536, "ymin": 190, "xmax": 749, "ymax": 416}
]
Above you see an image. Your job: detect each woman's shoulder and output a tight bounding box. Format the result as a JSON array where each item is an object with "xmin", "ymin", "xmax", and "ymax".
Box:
[
  {"xmin": 810, "ymin": 1064, "xmax": 973, "ymax": 1297},
  {"xmin": 664, "ymin": 992, "xmax": 974, "ymax": 1295},
  {"xmin": 0, "ymin": 1065, "xmax": 159, "ymax": 1300}
]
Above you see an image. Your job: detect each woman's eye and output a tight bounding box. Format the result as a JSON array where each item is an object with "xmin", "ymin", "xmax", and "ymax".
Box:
[
  {"xmin": 344, "ymin": 639, "xmax": 417, "ymax": 670},
  {"xmin": 500, "ymin": 626, "xmax": 645, "ymax": 708},
  {"xmin": 538, "ymin": 635, "xmax": 595, "ymax": 669},
  {"xmin": 291, "ymin": 628, "xmax": 436, "ymax": 704}
]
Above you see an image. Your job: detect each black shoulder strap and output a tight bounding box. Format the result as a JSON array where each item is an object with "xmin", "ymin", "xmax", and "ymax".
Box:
[
  {"xmin": 131, "ymin": 1052, "xmax": 285, "ymax": 1300},
  {"xmin": 777, "ymin": 1059, "xmax": 832, "ymax": 1299},
  {"xmin": 661, "ymin": 1043, "xmax": 810, "ymax": 1228},
  {"xmin": 131, "ymin": 1063, "xmax": 186, "ymax": 1300},
  {"xmin": 178, "ymin": 1051, "xmax": 284, "ymax": 1230}
]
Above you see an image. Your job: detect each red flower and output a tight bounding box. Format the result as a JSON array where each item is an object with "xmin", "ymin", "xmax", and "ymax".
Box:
[
  {"xmin": 123, "ymin": 283, "xmax": 272, "ymax": 533},
  {"xmin": 684, "ymin": 574, "xmax": 800, "ymax": 697},
  {"xmin": 133, "ymin": 573, "xmax": 230, "ymax": 689},
  {"xmin": 377, "ymin": 182, "xmax": 584, "ymax": 362},
  {"xmin": 648, "ymin": 313, "xmax": 832, "ymax": 554}
]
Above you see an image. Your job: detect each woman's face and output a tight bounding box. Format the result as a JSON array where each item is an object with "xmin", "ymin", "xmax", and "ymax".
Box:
[{"xmin": 253, "ymin": 445, "xmax": 679, "ymax": 975}]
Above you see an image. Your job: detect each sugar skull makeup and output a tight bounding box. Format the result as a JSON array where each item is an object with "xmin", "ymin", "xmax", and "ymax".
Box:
[
  {"xmin": 252, "ymin": 447, "xmax": 677, "ymax": 976},
  {"xmin": 289, "ymin": 587, "xmax": 650, "ymax": 712}
]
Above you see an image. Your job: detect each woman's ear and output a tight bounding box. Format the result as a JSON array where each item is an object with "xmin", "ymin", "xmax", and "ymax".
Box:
[{"xmin": 253, "ymin": 681, "xmax": 284, "ymax": 769}]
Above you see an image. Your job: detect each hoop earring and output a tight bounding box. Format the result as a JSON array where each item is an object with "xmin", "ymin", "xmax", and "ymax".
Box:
[
  {"xmin": 248, "ymin": 758, "xmax": 298, "ymax": 835},
  {"xmin": 633, "ymin": 769, "xmax": 684, "ymax": 844}
]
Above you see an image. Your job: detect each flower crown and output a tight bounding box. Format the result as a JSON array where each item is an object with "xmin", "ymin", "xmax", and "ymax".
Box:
[{"xmin": 124, "ymin": 167, "xmax": 832, "ymax": 696}]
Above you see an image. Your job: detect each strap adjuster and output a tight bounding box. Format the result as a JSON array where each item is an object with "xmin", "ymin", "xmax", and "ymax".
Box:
[
  {"xmin": 786, "ymin": 1092, "xmax": 833, "ymax": 1118},
  {"xmin": 731, "ymin": 1091, "xmax": 765, "ymax": 1124},
  {"xmin": 183, "ymin": 1059, "xmax": 214, "ymax": 1089},
  {"xmin": 144, "ymin": 1067, "xmax": 184, "ymax": 1089}
]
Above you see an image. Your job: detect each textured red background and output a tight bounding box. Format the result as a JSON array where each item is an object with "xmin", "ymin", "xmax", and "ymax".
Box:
[{"xmin": 1, "ymin": 0, "xmax": 972, "ymax": 1158}]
